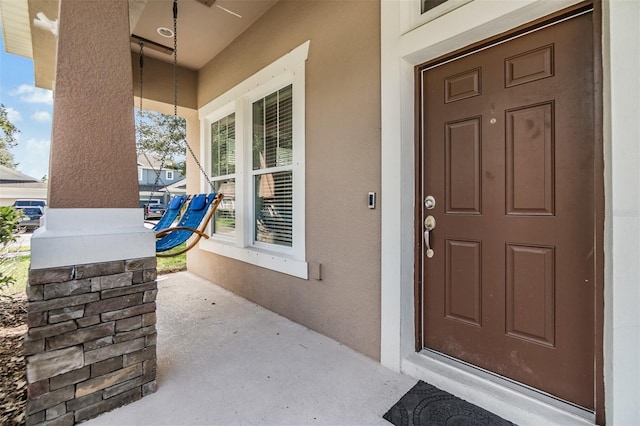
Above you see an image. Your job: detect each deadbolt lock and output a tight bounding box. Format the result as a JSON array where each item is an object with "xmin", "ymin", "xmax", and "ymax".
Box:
[{"xmin": 424, "ymin": 195, "xmax": 436, "ymax": 210}]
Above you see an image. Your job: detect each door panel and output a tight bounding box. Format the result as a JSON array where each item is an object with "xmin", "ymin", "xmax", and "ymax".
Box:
[
  {"xmin": 445, "ymin": 239, "xmax": 482, "ymax": 326},
  {"xmin": 445, "ymin": 118, "xmax": 482, "ymax": 214},
  {"xmin": 420, "ymin": 12, "xmax": 594, "ymax": 409},
  {"xmin": 505, "ymin": 102, "xmax": 555, "ymax": 215}
]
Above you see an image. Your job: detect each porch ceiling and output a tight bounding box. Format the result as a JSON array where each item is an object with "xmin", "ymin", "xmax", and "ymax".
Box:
[
  {"xmin": 131, "ymin": 0, "xmax": 278, "ymax": 70},
  {"xmin": 0, "ymin": 0, "xmax": 278, "ymax": 90}
]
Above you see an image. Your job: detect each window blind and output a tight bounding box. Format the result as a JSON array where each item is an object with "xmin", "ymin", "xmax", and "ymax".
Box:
[
  {"xmin": 252, "ymin": 85, "xmax": 294, "ymax": 247},
  {"xmin": 254, "ymin": 171, "xmax": 293, "ymax": 247},
  {"xmin": 211, "ymin": 113, "xmax": 236, "ymax": 177},
  {"xmin": 253, "ymin": 85, "xmax": 293, "ymax": 170},
  {"xmin": 211, "ymin": 113, "xmax": 236, "ymax": 236}
]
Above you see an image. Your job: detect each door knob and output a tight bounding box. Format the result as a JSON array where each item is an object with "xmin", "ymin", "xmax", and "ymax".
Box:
[{"xmin": 424, "ymin": 215, "xmax": 436, "ymax": 258}]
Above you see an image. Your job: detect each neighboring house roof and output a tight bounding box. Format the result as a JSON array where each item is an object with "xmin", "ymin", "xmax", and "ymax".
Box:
[
  {"xmin": 165, "ymin": 178, "xmax": 187, "ymax": 193},
  {"xmin": 138, "ymin": 184, "xmax": 167, "ymax": 193},
  {"xmin": 1, "ymin": 181, "xmax": 47, "ymax": 189},
  {"xmin": 0, "ymin": 164, "xmax": 41, "ymax": 182},
  {"xmin": 137, "ymin": 153, "xmax": 179, "ymax": 170},
  {"xmin": 137, "ymin": 154, "xmax": 185, "ymax": 199},
  {"xmin": 0, "ymin": 165, "xmax": 47, "ymax": 205}
]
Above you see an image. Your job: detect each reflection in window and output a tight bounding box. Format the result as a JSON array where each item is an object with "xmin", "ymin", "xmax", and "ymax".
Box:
[
  {"xmin": 253, "ymin": 85, "xmax": 293, "ymax": 247},
  {"xmin": 253, "ymin": 85, "xmax": 293, "ymax": 170},
  {"xmin": 213, "ymin": 178, "xmax": 236, "ymax": 236},
  {"xmin": 211, "ymin": 114, "xmax": 236, "ymax": 176},
  {"xmin": 254, "ymin": 171, "xmax": 292, "ymax": 247},
  {"xmin": 211, "ymin": 113, "xmax": 236, "ymax": 236}
]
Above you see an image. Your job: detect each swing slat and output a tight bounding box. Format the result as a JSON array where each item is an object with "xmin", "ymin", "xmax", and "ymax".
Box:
[
  {"xmin": 155, "ymin": 193, "xmax": 223, "ymax": 257},
  {"xmin": 151, "ymin": 194, "xmax": 188, "ymax": 232}
]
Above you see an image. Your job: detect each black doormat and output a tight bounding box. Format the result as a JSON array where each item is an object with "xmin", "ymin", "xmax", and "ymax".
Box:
[{"xmin": 383, "ymin": 381, "xmax": 516, "ymax": 426}]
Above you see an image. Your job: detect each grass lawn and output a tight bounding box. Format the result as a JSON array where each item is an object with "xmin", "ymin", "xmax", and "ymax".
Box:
[
  {"xmin": 0, "ymin": 245, "xmax": 186, "ymax": 297},
  {"xmin": 157, "ymin": 245, "xmax": 187, "ymax": 274},
  {"xmin": 0, "ymin": 255, "xmax": 30, "ymax": 296},
  {"xmin": 5, "ymin": 245, "xmax": 30, "ymax": 254}
]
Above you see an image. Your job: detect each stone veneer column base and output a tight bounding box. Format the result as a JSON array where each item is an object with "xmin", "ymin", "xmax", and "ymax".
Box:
[{"xmin": 24, "ymin": 257, "xmax": 158, "ymax": 425}]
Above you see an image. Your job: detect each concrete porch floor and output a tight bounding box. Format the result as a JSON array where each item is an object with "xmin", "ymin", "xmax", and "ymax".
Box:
[{"xmin": 84, "ymin": 271, "xmax": 417, "ymax": 425}]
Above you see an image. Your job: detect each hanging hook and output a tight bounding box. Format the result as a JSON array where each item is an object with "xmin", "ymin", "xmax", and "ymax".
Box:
[{"xmin": 33, "ymin": 12, "xmax": 58, "ymax": 36}]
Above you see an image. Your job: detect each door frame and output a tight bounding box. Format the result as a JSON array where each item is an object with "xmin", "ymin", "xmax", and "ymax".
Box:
[
  {"xmin": 413, "ymin": 2, "xmax": 603, "ymax": 419},
  {"xmin": 380, "ymin": 0, "xmax": 606, "ymax": 424}
]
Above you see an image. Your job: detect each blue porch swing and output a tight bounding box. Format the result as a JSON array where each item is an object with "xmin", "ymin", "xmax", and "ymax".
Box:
[
  {"xmin": 137, "ymin": 0, "xmax": 223, "ymax": 257},
  {"xmin": 155, "ymin": 193, "xmax": 223, "ymax": 257}
]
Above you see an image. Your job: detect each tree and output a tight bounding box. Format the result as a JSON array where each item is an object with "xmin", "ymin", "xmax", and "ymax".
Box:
[
  {"xmin": 135, "ymin": 109, "xmax": 186, "ymax": 165},
  {"xmin": 0, "ymin": 104, "xmax": 20, "ymax": 169},
  {"xmin": 174, "ymin": 160, "xmax": 186, "ymax": 177}
]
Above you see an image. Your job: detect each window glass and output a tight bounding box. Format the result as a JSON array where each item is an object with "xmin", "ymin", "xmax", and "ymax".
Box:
[
  {"xmin": 254, "ymin": 171, "xmax": 292, "ymax": 247},
  {"xmin": 211, "ymin": 113, "xmax": 237, "ymax": 237},
  {"xmin": 211, "ymin": 113, "xmax": 236, "ymax": 177},
  {"xmin": 253, "ymin": 85, "xmax": 293, "ymax": 170},
  {"xmin": 422, "ymin": 0, "xmax": 448, "ymax": 14},
  {"xmin": 213, "ymin": 178, "xmax": 236, "ymax": 236},
  {"xmin": 252, "ymin": 85, "xmax": 294, "ymax": 247}
]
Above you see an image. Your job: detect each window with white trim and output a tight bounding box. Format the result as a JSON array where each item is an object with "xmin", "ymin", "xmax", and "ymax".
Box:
[
  {"xmin": 252, "ymin": 85, "xmax": 293, "ymax": 247},
  {"xmin": 165, "ymin": 170, "xmax": 174, "ymax": 181},
  {"xmin": 138, "ymin": 167, "xmax": 143, "ymax": 181},
  {"xmin": 210, "ymin": 113, "xmax": 236, "ymax": 237},
  {"xmin": 199, "ymin": 41, "xmax": 309, "ymax": 279}
]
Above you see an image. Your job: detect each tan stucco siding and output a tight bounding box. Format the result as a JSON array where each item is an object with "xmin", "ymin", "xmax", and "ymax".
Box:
[
  {"xmin": 190, "ymin": 0, "xmax": 382, "ymax": 360},
  {"xmin": 131, "ymin": 53, "xmax": 198, "ymax": 110},
  {"xmin": 49, "ymin": 0, "xmax": 138, "ymax": 208}
]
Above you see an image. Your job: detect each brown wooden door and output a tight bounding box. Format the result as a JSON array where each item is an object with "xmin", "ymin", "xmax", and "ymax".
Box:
[{"xmin": 419, "ymin": 12, "xmax": 595, "ymax": 409}]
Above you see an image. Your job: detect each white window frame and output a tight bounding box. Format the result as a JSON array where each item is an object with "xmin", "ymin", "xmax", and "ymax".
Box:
[
  {"xmin": 138, "ymin": 167, "xmax": 143, "ymax": 181},
  {"xmin": 208, "ymin": 108, "xmax": 237, "ymax": 242},
  {"xmin": 198, "ymin": 40, "xmax": 310, "ymax": 279},
  {"xmin": 165, "ymin": 170, "xmax": 174, "ymax": 181}
]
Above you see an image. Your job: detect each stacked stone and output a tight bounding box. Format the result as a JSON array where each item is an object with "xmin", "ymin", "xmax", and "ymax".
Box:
[{"xmin": 24, "ymin": 258, "xmax": 158, "ymax": 426}]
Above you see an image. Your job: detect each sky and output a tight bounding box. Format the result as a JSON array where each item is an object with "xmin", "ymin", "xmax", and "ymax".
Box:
[{"xmin": 0, "ymin": 30, "xmax": 53, "ymax": 180}]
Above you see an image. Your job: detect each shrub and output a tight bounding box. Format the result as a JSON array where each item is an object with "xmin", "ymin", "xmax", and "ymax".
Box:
[{"xmin": 0, "ymin": 206, "xmax": 24, "ymax": 289}]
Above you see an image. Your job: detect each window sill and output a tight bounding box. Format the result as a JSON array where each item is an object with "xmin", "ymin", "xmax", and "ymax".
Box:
[{"xmin": 199, "ymin": 238, "xmax": 308, "ymax": 279}]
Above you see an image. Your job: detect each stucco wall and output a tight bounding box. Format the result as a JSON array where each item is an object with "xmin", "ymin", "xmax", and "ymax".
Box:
[
  {"xmin": 131, "ymin": 53, "xmax": 198, "ymax": 110},
  {"xmin": 189, "ymin": 0, "xmax": 382, "ymax": 359}
]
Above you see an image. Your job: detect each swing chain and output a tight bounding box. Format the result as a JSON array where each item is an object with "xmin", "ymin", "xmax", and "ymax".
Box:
[
  {"xmin": 173, "ymin": 0, "xmax": 215, "ymax": 192},
  {"xmin": 138, "ymin": 41, "xmax": 143, "ymax": 113},
  {"xmin": 173, "ymin": 0, "xmax": 178, "ymax": 120}
]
